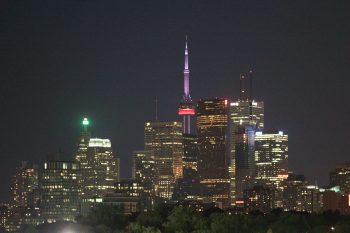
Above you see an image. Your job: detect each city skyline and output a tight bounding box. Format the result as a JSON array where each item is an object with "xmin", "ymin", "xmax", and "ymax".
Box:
[{"xmin": 1, "ymin": 0, "xmax": 350, "ymax": 204}]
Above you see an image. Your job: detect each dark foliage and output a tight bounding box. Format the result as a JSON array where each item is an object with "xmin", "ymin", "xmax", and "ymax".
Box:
[{"xmin": 29, "ymin": 207, "xmax": 350, "ymax": 233}]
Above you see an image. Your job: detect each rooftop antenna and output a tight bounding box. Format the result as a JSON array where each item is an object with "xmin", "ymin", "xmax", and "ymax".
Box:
[
  {"xmin": 249, "ymin": 69, "xmax": 254, "ymax": 100},
  {"xmin": 239, "ymin": 74, "xmax": 245, "ymax": 99}
]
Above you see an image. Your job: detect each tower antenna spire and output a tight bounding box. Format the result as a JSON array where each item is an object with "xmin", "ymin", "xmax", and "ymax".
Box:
[
  {"xmin": 184, "ymin": 35, "xmax": 189, "ymax": 99},
  {"xmin": 249, "ymin": 69, "xmax": 254, "ymax": 100},
  {"xmin": 240, "ymin": 74, "xmax": 246, "ymax": 99},
  {"xmin": 178, "ymin": 36, "xmax": 195, "ymax": 134}
]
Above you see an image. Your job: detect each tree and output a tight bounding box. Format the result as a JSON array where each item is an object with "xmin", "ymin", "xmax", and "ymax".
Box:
[
  {"xmin": 95, "ymin": 224, "xmax": 112, "ymax": 233},
  {"xmin": 334, "ymin": 221, "xmax": 350, "ymax": 233},
  {"xmin": 126, "ymin": 222, "xmax": 161, "ymax": 233},
  {"xmin": 22, "ymin": 225, "xmax": 38, "ymax": 233},
  {"xmin": 78, "ymin": 205, "xmax": 128, "ymax": 230},
  {"xmin": 210, "ymin": 213, "xmax": 253, "ymax": 233},
  {"xmin": 163, "ymin": 207, "xmax": 204, "ymax": 233}
]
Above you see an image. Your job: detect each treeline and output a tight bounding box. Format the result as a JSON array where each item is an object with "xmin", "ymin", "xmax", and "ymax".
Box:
[{"xmin": 22, "ymin": 205, "xmax": 350, "ymax": 233}]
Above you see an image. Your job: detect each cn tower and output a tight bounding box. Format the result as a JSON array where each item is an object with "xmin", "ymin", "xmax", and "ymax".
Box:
[{"xmin": 178, "ymin": 37, "xmax": 195, "ymax": 134}]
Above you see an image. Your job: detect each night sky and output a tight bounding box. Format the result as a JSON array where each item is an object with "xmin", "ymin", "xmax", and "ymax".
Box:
[{"xmin": 0, "ymin": 0, "xmax": 349, "ymax": 202}]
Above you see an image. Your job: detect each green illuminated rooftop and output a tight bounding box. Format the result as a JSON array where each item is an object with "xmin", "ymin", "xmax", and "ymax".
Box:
[{"xmin": 82, "ymin": 117, "xmax": 89, "ymax": 126}]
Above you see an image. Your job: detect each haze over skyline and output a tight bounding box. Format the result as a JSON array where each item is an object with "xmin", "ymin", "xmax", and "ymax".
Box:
[{"xmin": 0, "ymin": 0, "xmax": 349, "ymax": 202}]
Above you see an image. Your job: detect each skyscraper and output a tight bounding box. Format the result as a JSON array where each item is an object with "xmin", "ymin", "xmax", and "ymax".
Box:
[
  {"xmin": 281, "ymin": 173, "xmax": 308, "ymax": 211},
  {"xmin": 197, "ymin": 98, "xmax": 230, "ymax": 208},
  {"xmin": 232, "ymin": 125, "xmax": 256, "ymax": 202},
  {"xmin": 178, "ymin": 37, "xmax": 195, "ymax": 134},
  {"xmin": 144, "ymin": 121, "xmax": 183, "ymax": 200},
  {"xmin": 254, "ymin": 129, "xmax": 288, "ymax": 207},
  {"xmin": 132, "ymin": 150, "xmax": 155, "ymax": 183},
  {"xmin": 41, "ymin": 154, "xmax": 80, "ymax": 222},
  {"xmin": 85, "ymin": 138, "xmax": 120, "ymax": 198},
  {"xmin": 10, "ymin": 162, "xmax": 38, "ymax": 207},
  {"xmin": 229, "ymin": 73, "xmax": 264, "ymax": 204},
  {"xmin": 132, "ymin": 150, "xmax": 156, "ymax": 211},
  {"xmin": 74, "ymin": 117, "xmax": 120, "ymax": 198},
  {"xmin": 182, "ymin": 134, "xmax": 198, "ymax": 171},
  {"xmin": 75, "ymin": 117, "xmax": 91, "ymax": 177}
]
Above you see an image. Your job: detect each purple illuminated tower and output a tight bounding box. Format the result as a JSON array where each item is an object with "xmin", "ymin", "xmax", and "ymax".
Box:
[{"xmin": 178, "ymin": 37, "xmax": 195, "ymax": 134}]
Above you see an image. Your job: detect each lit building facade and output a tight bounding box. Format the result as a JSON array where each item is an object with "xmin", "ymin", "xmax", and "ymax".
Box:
[
  {"xmin": 179, "ymin": 134, "xmax": 200, "ymax": 200},
  {"xmin": 41, "ymin": 155, "xmax": 80, "ymax": 222},
  {"xmin": 197, "ymin": 98, "xmax": 230, "ymax": 208},
  {"xmin": 298, "ymin": 185, "xmax": 320, "ymax": 213},
  {"xmin": 75, "ymin": 118, "xmax": 120, "ymax": 198},
  {"xmin": 132, "ymin": 151, "xmax": 155, "ymax": 203},
  {"xmin": 254, "ymin": 130, "xmax": 288, "ymax": 207},
  {"xmin": 317, "ymin": 185, "xmax": 350, "ymax": 214},
  {"xmin": 10, "ymin": 161, "xmax": 38, "ymax": 207},
  {"xmin": 132, "ymin": 150, "xmax": 155, "ymax": 210},
  {"xmin": 115, "ymin": 179, "xmax": 143, "ymax": 198},
  {"xmin": 244, "ymin": 185, "xmax": 273, "ymax": 213},
  {"xmin": 132, "ymin": 150, "xmax": 155, "ymax": 185},
  {"xmin": 229, "ymin": 98, "xmax": 264, "ymax": 204},
  {"xmin": 144, "ymin": 122, "xmax": 183, "ymax": 200},
  {"xmin": 329, "ymin": 163, "xmax": 350, "ymax": 194},
  {"xmin": 0, "ymin": 205, "xmax": 9, "ymax": 230},
  {"xmin": 172, "ymin": 169, "xmax": 200, "ymax": 201},
  {"xmin": 75, "ymin": 117, "xmax": 91, "ymax": 196},
  {"xmin": 83, "ymin": 138, "xmax": 120, "ymax": 198},
  {"xmin": 182, "ymin": 134, "xmax": 198, "ymax": 172},
  {"xmin": 281, "ymin": 173, "xmax": 308, "ymax": 211}
]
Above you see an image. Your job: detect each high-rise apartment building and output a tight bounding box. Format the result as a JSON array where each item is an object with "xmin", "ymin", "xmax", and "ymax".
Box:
[
  {"xmin": 144, "ymin": 122, "xmax": 183, "ymax": 200},
  {"xmin": 41, "ymin": 154, "xmax": 80, "ymax": 222},
  {"xmin": 254, "ymin": 130, "xmax": 288, "ymax": 207},
  {"xmin": 10, "ymin": 162, "xmax": 38, "ymax": 207},
  {"xmin": 197, "ymin": 98, "xmax": 230, "ymax": 208}
]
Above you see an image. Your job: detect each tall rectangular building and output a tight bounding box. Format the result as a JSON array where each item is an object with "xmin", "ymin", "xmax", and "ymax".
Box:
[
  {"xmin": 75, "ymin": 117, "xmax": 91, "ymax": 175},
  {"xmin": 10, "ymin": 161, "xmax": 38, "ymax": 207},
  {"xmin": 254, "ymin": 130, "xmax": 288, "ymax": 207},
  {"xmin": 197, "ymin": 98, "xmax": 230, "ymax": 208},
  {"xmin": 281, "ymin": 173, "xmax": 308, "ymax": 211},
  {"xmin": 132, "ymin": 150, "xmax": 156, "ymax": 211},
  {"xmin": 41, "ymin": 154, "xmax": 80, "ymax": 222},
  {"xmin": 171, "ymin": 134, "xmax": 200, "ymax": 201},
  {"xmin": 144, "ymin": 122, "xmax": 183, "ymax": 200},
  {"xmin": 75, "ymin": 118, "xmax": 120, "ymax": 199},
  {"xmin": 182, "ymin": 134, "xmax": 198, "ymax": 173},
  {"xmin": 84, "ymin": 138, "xmax": 120, "ymax": 198},
  {"xmin": 229, "ymin": 99, "xmax": 264, "ymax": 203}
]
